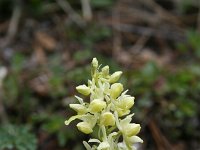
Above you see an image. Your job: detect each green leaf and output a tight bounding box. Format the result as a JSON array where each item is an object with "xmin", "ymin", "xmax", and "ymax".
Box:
[{"xmin": 0, "ymin": 124, "xmax": 37, "ymax": 150}]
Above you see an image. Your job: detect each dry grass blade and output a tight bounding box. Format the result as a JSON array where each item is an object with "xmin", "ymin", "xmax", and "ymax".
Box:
[
  {"xmin": 149, "ymin": 120, "xmax": 173, "ymax": 150},
  {"xmin": 0, "ymin": 0, "xmax": 22, "ymax": 48},
  {"xmin": 81, "ymin": 0, "xmax": 92, "ymax": 21},
  {"xmin": 56, "ymin": 0, "xmax": 86, "ymax": 27}
]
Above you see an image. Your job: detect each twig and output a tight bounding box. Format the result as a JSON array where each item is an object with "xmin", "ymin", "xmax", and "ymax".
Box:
[
  {"xmin": 0, "ymin": 0, "xmax": 22, "ymax": 48},
  {"xmin": 117, "ymin": 6, "xmax": 160, "ymax": 25},
  {"xmin": 81, "ymin": 0, "xmax": 92, "ymax": 21},
  {"xmin": 129, "ymin": 35, "xmax": 149, "ymax": 54},
  {"xmin": 112, "ymin": 4, "xmax": 121, "ymax": 59},
  {"xmin": 140, "ymin": 0, "xmax": 182, "ymax": 26},
  {"xmin": 56, "ymin": 0, "xmax": 86, "ymax": 27},
  {"xmin": 149, "ymin": 120, "xmax": 173, "ymax": 150},
  {"xmin": 111, "ymin": 3, "xmax": 134, "ymax": 66},
  {"xmin": 109, "ymin": 23, "xmax": 186, "ymax": 42}
]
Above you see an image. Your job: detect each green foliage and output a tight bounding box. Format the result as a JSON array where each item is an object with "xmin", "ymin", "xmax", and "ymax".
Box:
[
  {"xmin": 73, "ymin": 49, "xmax": 92, "ymax": 62},
  {"xmin": 3, "ymin": 53, "xmax": 26, "ymax": 105},
  {"xmin": 128, "ymin": 61, "xmax": 200, "ymax": 140},
  {"xmin": 177, "ymin": 29, "xmax": 200, "ymax": 58},
  {"xmin": 42, "ymin": 115, "xmax": 65, "ymax": 133},
  {"xmin": 66, "ymin": 24, "xmax": 112, "ymax": 47},
  {"xmin": 1, "ymin": 0, "xmax": 199, "ymax": 148},
  {"xmin": 11, "ymin": 53, "xmax": 26, "ymax": 73},
  {"xmin": 43, "ymin": 117, "xmax": 69, "ymax": 147},
  {"xmin": 91, "ymin": 0, "xmax": 114, "ymax": 8},
  {"xmin": 3, "ymin": 74, "xmax": 19, "ymax": 104},
  {"xmin": 81, "ymin": 25, "xmax": 112, "ymax": 46},
  {"xmin": 48, "ymin": 54, "xmax": 66, "ymax": 97},
  {"xmin": 0, "ymin": 124, "xmax": 37, "ymax": 150},
  {"xmin": 130, "ymin": 62, "xmax": 159, "ymax": 96},
  {"xmin": 187, "ymin": 30, "xmax": 200, "ymax": 57},
  {"xmin": 31, "ymin": 113, "xmax": 77, "ymax": 147},
  {"xmin": 67, "ymin": 65, "xmax": 90, "ymax": 83}
]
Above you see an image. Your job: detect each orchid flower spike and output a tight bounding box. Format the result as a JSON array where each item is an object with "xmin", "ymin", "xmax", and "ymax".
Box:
[{"xmin": 65, "ymin": 58, "xmax": 143, "ymax": 150}]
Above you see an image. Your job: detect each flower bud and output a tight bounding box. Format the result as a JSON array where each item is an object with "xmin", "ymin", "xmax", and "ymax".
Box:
[
  {"xmin": 76, "ymin": 85, "xmax": 90, "ymax": 96},
  {"xmin": 92, "ymin": 58, "xmax": 98, "ymax": 68},
  {"xmin": 100, "ymin": 112, "xmax": 115, "ymax": 126},
  {"xmin": 128, "ymin": 136, "xmax": 143, "ymax": 144},
  {"xmin": 119, "ymin": 96, "xmax": 135, "ymax": 110},
  {"xmin": 110, "ymin": 83, "xmax": 123, "ymax": 99},
  {"xmin": 89, "ymin": 99, "xmax": 106, "ymax": 113},
  {"xmin": 101, "ymin": 65, "xmax": 109, "ymax": 76},
  {"xmin": 77, "ymin": 122, "xmax": 93, "ymax": 134},
  {"xmin": 69, "ymin": 104, "xmax": 87, "ymax": 114},
  {"xmin": 109, "ymin": 71, "xmax": 122, "ymax": 83},
  {"xmin": 124, "ymin": 123, "xmax": 141, "ymax": 137}
]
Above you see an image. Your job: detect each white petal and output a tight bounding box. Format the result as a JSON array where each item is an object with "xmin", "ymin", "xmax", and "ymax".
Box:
[
  {"xmin": 83, "ymin": 141, "xmax": 92, "ymax": 150},
  {"xmin": 97, "ymin": 141, "xmax": 110, "ymax": 150},
  {"xmin": 64, "ymin": 115, "xmax": 82, "ymax": 125},
  {"xmin": 75, "ymin": 95, "xmax": 84, "ymax": 104},
  {"xmin": 88, "ymin": 138, "xmax": 101, "ymax": 143},
  {"xmin": 129, "ymin": 136, "xmax": 143, "ymax": 143}
]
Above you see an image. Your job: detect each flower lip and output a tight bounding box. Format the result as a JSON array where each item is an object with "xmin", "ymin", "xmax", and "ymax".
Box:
[
  {"xmin": 119, "ymin": 96, "xmax": 135, "ymax": 110},
  {"xmin": 69, "ymin": 104, "xmax": 87, "ymax": 114},
  {"xmin": 124, "ymin": 123, "xmax": 141, "ymax": 137},
  {"xmin": 89, "ymin": 99, "xmax": 106, "ymax": 113},
  {"xmin": 100, "ymin": 112, "xmax": 115, "ymax": 126}
]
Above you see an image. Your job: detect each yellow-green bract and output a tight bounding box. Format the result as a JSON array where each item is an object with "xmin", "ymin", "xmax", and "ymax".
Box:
[{"xmin": 65, "ymin": 58, "xmax": 143, "ymax": 150}]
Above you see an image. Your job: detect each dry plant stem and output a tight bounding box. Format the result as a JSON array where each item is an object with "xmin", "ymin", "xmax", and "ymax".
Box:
[
  {"xmin": 56, "ymin": 0, "xmax": 86, "ymax": 27},
  {"xmin": 149, "ymin": 120, "xmax": 172, "ymax": 150},
  {"xmin": 0, "ymin": 0, "xmax": 22, "ymax": 48},
  {"xmin": 111, "ymin": 23, "xmax": 185, "ymax": 42},
  {"xmin": 112, "ymin": 5, "xmax": 122, "ymax": 60},
  {"xmin": 140, "ymin": 0, "xmax": 182, "ymax": 26},
  {"xmin": 129, "ymin": 35, "xmax": 149, "ymax": 54},
  {"xmin": 81, "ymin": 0, "xmax": 92, "ymax": 21},
  {"xmin": 118, "ymin": 7, "xmax": 160, "ymax": 25}
]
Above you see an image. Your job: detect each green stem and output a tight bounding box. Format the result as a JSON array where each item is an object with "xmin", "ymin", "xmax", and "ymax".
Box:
[
  {"xmin": 114, "ymin": 111, "xmax": 121, "ymax": 130},
  {"xmin": 101, "ymin": 125, "xmax": 107, "ymax": 141}
]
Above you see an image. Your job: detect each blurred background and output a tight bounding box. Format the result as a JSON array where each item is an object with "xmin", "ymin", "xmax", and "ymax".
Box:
[{"xmin": 0, "ymin": 0, "xmax": 200, "ymax": 149}]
